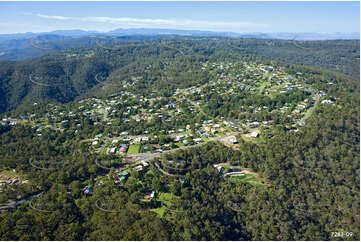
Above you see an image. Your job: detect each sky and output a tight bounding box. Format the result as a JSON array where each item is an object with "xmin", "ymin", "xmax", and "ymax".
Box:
[{"xmin": 0, "ymin": 1, "xmax": 359, "ymax": 34}]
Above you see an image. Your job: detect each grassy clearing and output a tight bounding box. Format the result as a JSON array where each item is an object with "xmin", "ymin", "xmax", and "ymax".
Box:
[
  {"xmin": 229, "ymin": 174, "xmax": 264, "ymax": 187},
  {"xmin": 221, "ymin": 165, "xmax": 230, "ymax": 173},
  {"xmin": 157, "ymin": 192, "xmax": 177, "ymax": 205},
  {"xmin": 175, "ymin": 142, "xmax": 185, "ymax": 148},
  {"xmin": 154, "ymin": 206, "xmax": 165, "ymax": 218},
  {"xmin": 155, "ymin": 192, "xmax": 183, "ymax": 217},
  {"xmin": 216, "ymin": 131, "xmax": 226, "ymax": 137},
  {"xmin": 127, "ymin": 144, "xmax": 141, "ymax": 154},
  {"xmin": 232, "ymin": 174, "xmax": 256, "ymax": 182},
  {"xmin": 101, "ymin": 147, "xmax": 107, "ymax": 156},
  {"xmin": 145, "ymin": 169, "xmax": 154, "ymax": 176},
  {"xmin": 240, "ymin": 133, "xmax": 263, "ymax": 144},
  {"xmin": 153, "ymin": 192, "xmax": 181, "ymax": 218},
  {"xmin": 201, "ymin": 136, "xmax": 210, "ymax": 142},
  {"xmin": 37, "ymin": 121, "xmax": 48, "ymax": 126}
]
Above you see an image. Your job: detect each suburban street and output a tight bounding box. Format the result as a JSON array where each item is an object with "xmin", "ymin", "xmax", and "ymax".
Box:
[
  {"xmin": 300, "ymin": 93, "xmax": 321, "ymax": 124},
  {"xmin": 125, "ymin": 132, "xmax": 240, "ymax": 163}
]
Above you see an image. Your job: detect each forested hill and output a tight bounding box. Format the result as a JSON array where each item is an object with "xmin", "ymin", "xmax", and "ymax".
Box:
[
  {"xmin": 0, "ymin": 35, "xmax": 359, "ymax": 79},
  {"xmin": 225, "ymin": 38, "xmax": 360, "ymax": 80},
  {"xmin": 0, "ymin": 37, "xmax": 359, "ymax": 114}
]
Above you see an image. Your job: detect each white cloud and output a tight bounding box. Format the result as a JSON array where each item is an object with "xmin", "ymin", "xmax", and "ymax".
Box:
[
  {"xmin": 30, "ymin": 13, "xmax": 268, "ymax": 32},
  {"xmin": 81, "ymin": 16, "xmax": 173, "ymax": 25},
  {"xmin": 35, "ymin": 13, "xmax": 70, "ymax": 20}
]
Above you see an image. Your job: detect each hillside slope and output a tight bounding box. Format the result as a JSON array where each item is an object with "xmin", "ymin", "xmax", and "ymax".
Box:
[{"xmin": 0, "ymin": 38, "xmax": 359, "ymax": 114}]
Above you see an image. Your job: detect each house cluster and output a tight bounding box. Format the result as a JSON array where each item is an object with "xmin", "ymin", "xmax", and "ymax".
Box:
[
  {"xmin": 109, "ymin": 161, "xmax": 149, "ymax": 185},
  {"xmin": 0, "ymin": 60, "xmax": 333, "ymax": 165},
  {"xmin": 132, "ymin": 161, "xmax": 150, "ymax": 172},
  {"xmin": 1, "ymin": 117, "xmax": 23, "ymax": 126},
  {"xmin": 0, "ymin": 172, "xmax": 28, "ymax": 192},
  {"xmin": 0, "ymin": 176, "xmax": 21, "ymax": 185}
]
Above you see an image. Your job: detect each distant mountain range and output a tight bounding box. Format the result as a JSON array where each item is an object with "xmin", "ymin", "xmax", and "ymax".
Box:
[
  {"xmin": 0, "ymin": 28, "xmax": 359, "ymax": 42},
  {"xmin": 0, "ymin": 28, "xmax": 358, "ymax": 78}
]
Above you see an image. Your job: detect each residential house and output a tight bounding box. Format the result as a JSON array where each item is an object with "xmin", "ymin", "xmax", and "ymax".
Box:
[
  {"xmin": 321, "ymin": 100, "xmax": 334, "ymax": 104},
  {"xmin": 117, "ymin": 171, "xmax": 129, "ymax": 182},
  {"xmin": 229, "ymin": 138, "xmax": 238, "ymax": 144},
  {"xmin": 250, "ymin": 130, "xmax": 260, "ymax": 138},
  {"xmin": 84, "ymin": 187, "xmax": 94, "ymax": 196},
  {"xmin": 144, "ymin": 190, "xmax": 155, "ymax": 199},
  {"xmin": 133, "ymin": 165, "xmax": 144, "ymax": 172}
]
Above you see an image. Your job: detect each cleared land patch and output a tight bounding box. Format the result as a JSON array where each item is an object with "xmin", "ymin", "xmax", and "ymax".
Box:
[{"xmin": 127, "ymin": 144, "xmax": 141, "ymax": 154}]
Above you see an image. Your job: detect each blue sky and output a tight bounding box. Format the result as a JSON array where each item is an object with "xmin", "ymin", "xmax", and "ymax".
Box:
[{"xmin": 0, "ymin": 1, "xmax": 359, "ymax": 34}]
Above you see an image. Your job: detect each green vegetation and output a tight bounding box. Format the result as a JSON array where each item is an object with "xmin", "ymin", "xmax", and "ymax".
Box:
[
  {"xmin": 127, "ymin": 144, "xmax": 141, "ymax": 154},
  {"xmin": 221, "ymin": 165, "xmax": 230, "ymax": 173},
  {"xmin": 157, "ymin": 192, "xmax": 178, "ymax": 205},
  {"xmin": 0, "ymin": 37, "xmax": 359, "ymax": 115},
  {"xmin": 175, "ymin": 142, "xmax": 185, "ymax": 148},
  {"xmin": 154, "ymin": 206, "xmax": 165, "ymax": 218},
  {"xmin": 0, "ymin": 37, "xmax": 358, "ymax": 241},
  {"xmin": 229, "ymin": 174, "xmax": 262, "ymax": 186}
]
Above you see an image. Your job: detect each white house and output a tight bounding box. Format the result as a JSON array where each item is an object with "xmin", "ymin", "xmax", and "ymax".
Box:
[{"xmin": 321, "ymin": 100, "xmax": 334, "ymax": 104}]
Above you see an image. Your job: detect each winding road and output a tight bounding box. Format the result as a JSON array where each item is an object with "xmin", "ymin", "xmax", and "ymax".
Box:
[{"xmin": 0, "ymin": 193, "xmax": 40, "ymax": 211}]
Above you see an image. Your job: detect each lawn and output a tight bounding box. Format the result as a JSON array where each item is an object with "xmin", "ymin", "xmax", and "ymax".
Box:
[
  {"xmin": 154, "ymin": 206, "xmax": 166, "ymax": 218},
  {"xmin": 241, "ymin": 134, "xmax": 264, "ymax": 145},
  {"xmin": 201, "ymin": 136, "xmax": 211, "ymax": 142},
  {"xmin": 153, "ymin": 192, "xmax": 182, "ymax": 217},
  {"xmin": 221, "ymin": 165, "xmax": 230, "ymax": 173},
  {"xmin": 157, "ymin": 192, "xmax": 177, "ymax": 205},
  {"xmin": 145, "ymin": 169, "xmax": 154, "ymax": 176},
  {"xmin": 38, "ymin": 121, "xmax": 49, "ymax": 126},
  {"xmin": 216, "ymin": 131, "xmax": 226, "ymax": 137},
  {"xmin": 101, "ymin": 147, "xmax": 107, "ymax": 156},
  {"xmin": 127, "ymin": 144, "xmax": 141, "ymax": 154},
  {"xmin": 229, "ymin": 174, "xmax": 264, "ymax": 187},
  {"xmin": 175, "ymin": 142, "xmax": 185, "ymax": 148}
]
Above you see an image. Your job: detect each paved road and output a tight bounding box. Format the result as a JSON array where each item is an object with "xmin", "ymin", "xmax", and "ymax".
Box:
[
  {"xmin": 103, "ymin": 109, "xmax": 108, "ymax": 122},
  {"xmin": 45, "ymin": 125, "xmax": 64, "ymax": 132},
  {"xmin": 299, "ymin": 94, "xmax": 321, "ymax": 125},
  {"xmin": 153, "ymin": 162, "xmax": 182, "ymax": 177},
  {"xmin": 126, "ymin": 132, "xmax": 240, "ymax": 162},
  {"xmin": 98, "ymin": 137, "xmax": 111, "ymax": 155},
  {"xmin": 0, "ymin": 193, "xmax": 40, "ymax": 211},
  {"xmin": 29, "ymin": 75, "xmax": 51, "ymax": 87},
  {"xmin": 184, "ymin": 96, "xmax": 209, "ymax": 118},
  {"xmin": 0, "ymin": 133, "xmax": 236, "ymax": 211}
]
